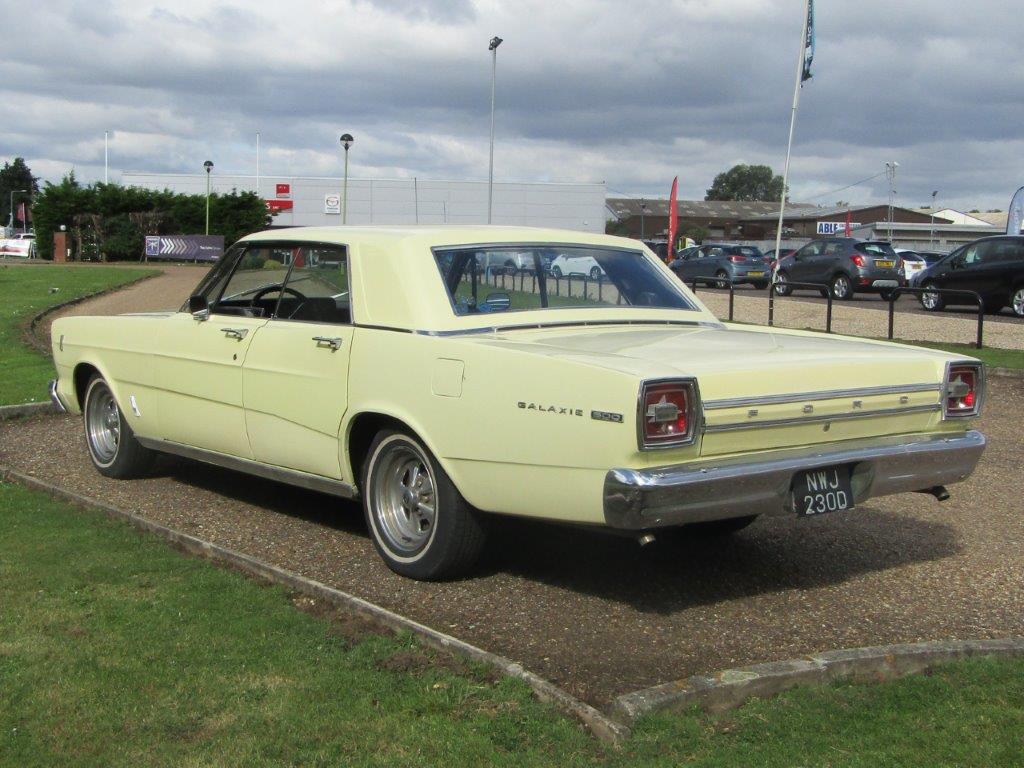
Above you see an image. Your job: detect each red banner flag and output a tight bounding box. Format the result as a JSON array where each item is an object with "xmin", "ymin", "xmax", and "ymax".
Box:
[
  {"xmin": 844, "ymin": 209, "xmax": 852, "ymax": 237},
  {"xmin": 666, "ymin": 176, "xmax": 678, "ymax": 261},
  {"xmin": 16, "ymin": 202, "xmax": 26, "ymax": 226}
]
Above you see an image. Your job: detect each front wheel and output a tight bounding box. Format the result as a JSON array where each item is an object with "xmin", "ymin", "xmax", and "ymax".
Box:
[
  {"xmin": 549, "ymin": 266, "xmax": 562, "ymax": 278},
  {"xmin": 715, "ymin": 270, "xmax": 730, "ymax": 288},
  {"xmin": 362, "ymin": 430, "xmax": 486, "ymax": 580},
  {"xmin": 773, "ymin": 271, "xmax": 792, "ymax": 296},
  {"xmin": 589, "ymin": 266, "xmax": 602, "ymax": 280},
  {"xmin": 83, "ymin": 375, "xmax": 154, "ymax": 478},
  {"xmin": 753, "ymin": 280, "xmax": 769, "ymax": 290},
  {"xmin": 919, "ymin": 281, "xmax": 945, "ymax": 311},
  {"xmin": 831, "ymin": 273, "xmax": 854, "ymax": 300},
  {"xmin": 1012, "ymin": 286, "xmax": 1024, "ymax": 317}
]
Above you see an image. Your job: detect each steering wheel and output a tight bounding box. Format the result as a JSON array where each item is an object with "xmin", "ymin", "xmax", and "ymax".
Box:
[{"xmin": 252, "ymin": 285, "xmax": 307, "ymax": 304}]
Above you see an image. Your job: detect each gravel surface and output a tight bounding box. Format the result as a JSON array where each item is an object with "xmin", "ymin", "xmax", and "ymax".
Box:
[{"xmin": 2, "ymin": 378, "xmax": 1021, "ymax": 706}]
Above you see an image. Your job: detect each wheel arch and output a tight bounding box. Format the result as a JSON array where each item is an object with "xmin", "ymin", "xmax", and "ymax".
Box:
[{"xmin": 72, "ymin": 361, "xmax": 115, "ymax": 410}]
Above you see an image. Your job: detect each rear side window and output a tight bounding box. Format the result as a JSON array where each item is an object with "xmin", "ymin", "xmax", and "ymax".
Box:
[
  {"xmin": 857, "ymin": 242, "xmax": 897, "ymax": 258},
  {"xmin": 987, "ymin": 240, "xmax": 1024, "ymax": 263},
  {"xmin": 727, "ymin": 246, "xmax": 764, "ymax": 258}
]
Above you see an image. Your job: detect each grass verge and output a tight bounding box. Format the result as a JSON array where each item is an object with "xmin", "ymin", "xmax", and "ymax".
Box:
[
  {"xmin": 2, "ymin": 481, "xmax": 1022, "ymax": 767},
  {"xmin": 889, "ymin": 339, "xmax": 1024, "ymax": 371},
  {"xmin": 0, "ymin": 264, "xmax": 153, "ymax": 406}
]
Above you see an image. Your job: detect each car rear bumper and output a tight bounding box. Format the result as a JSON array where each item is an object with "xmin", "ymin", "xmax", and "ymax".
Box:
[{"xmin": 603, "ymin": 430, "xmax": 986, "ymax": 530}]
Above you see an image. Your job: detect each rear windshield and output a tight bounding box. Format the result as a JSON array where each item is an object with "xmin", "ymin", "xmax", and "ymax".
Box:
[
  {"xmin": 432, "ymin": 245, "xmax": 698, "ymax": 316},
  {"xmin": 727, "ymin": 246, "xmax": 764, "ymax": 258},
  {"xmin": 857, "ymin": 242, "xmax": 897, "ymax": 258}
]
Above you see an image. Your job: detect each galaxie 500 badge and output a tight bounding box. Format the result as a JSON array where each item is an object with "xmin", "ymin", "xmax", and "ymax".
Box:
[{"xmin": 517, "ymin": 402, "xmax": 623, "ymax": 423}]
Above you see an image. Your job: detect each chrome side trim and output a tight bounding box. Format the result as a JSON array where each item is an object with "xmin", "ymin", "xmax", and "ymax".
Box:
[
  {"xmin": 48, "ymin": 379, "xmax": 69, "ymax": 413},
  {"xmin": 703, "ymin": 383, "xmax": 942, "ymax": 411},
  {"xmin": 604, "ymin": 430, "xmax": 986, "ymax": 530},
  {"xmin": 703, "ymin": 403, "xmax": 941, "ymax": 433},
  {"xmin": 414, "ymin": 318, "xmax": 721, "ymax": 337},
  {"xmin": 136, "ymin": 437, "xmax": 358, "ymax": 499}
]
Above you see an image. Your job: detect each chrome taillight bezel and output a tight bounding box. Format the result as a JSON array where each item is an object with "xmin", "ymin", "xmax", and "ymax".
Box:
[
  {"xmin": 636, "ymin": 377, "xmax": 702, "ymax": 450},
  {"xmin": 942, "ymin": 361, "xmax": 985, "ymax": 419}
]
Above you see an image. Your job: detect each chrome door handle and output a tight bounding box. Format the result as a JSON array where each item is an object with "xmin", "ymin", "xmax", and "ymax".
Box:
[
  {"xmin": 313, "ymin": 336, "xmax": 343, "ymax": 350},
  {"xmin": 221, "ymin": 327, "xmax": 249, "ymax": 340}
]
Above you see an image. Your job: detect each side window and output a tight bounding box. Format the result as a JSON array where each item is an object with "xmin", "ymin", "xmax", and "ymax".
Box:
[
  {"xmin": 212, "ymin": 246, "xmax": 293, "ymax": 317},
  {"xmin": 823, "ymin": 242, "xmax": 842, "ymax": 256},
  {"xmin": 987, "ymin": 241, "xmax": 1020, "ymax": 263},
  {"xmin": 188, "ymin": 245, "xmax": 244, "ymax": 310},
  {"xmin": 961, "ymin": 244, "xmax": 983, "ymax": 266},
  {"xmin": 797, "ymin": 242, "xmax": 821, "ymax": 258},
  {"xmin": 275, "ymin": 245, "xmax": 351, "ymax": 325}
]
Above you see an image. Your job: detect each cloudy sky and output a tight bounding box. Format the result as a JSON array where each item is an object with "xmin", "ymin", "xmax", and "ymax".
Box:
[{"xmin": 6, "ymin": 0, "xmax": 1023, "ymax": 209}]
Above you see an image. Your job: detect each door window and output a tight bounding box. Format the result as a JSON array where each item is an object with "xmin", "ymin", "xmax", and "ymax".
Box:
[
  {"xmin": 961, "ymin": 244, "xmax": 984, "ymax": 266},
  {"xmin": 211, "ymin": 245, "xmax": 294, "ymax": 316},
  {"xmin": 276, "ymin": 245, "xmax": 351, "ymax": 325}
]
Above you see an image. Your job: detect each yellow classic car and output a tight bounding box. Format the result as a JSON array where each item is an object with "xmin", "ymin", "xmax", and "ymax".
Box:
[{"xmin": 49, "ymin": 226, "xmax": 986, "ymax": 580}]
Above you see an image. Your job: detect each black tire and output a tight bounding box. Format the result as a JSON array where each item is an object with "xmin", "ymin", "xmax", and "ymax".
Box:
[
  {"xmin": 83, "ymin": 375, "xmax": 154, "ymax": 479},
  {"xmin": 589, "ymin": 266, "xmax": 602, "ymax": 280},
  {"xmin": 753, "ymin": 281, "xmax": 769, "ymax": 290},
  {"xmin": 1011, "ymin": 286, "xmax": 1024, "ymax": 318},
  {"xmin": 550, "ymin": 266, "xmax": 562, "ymax": 278},
  {"xmin": 715, "ymin": 270, "xmax": 730, "ymax": 288},
  {"xmin": 773, "ymin": 271, "xmax": 792, "ymax": 297},
  {"xmin": 362, "ymin": 429, "xmax": 486, "ymax": 580},
  {"xmin": 831, "ymin": 273, "xmax": 854, "ymax": 300},
  {"xmin": 919, "ymin": 281, "xmax": 945, "ymax": 312}
]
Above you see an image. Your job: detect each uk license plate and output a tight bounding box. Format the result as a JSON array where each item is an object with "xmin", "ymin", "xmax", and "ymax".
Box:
[
  {"xmin": 876, "ymin": 260, "xmax": 895, "ymax": 268},
  {"xmin": 793, "ymin": 466, "xmax": 854, "ymax": 517},
  {"xmin": 748, "ymin": 271, "xmax": 764, "ymax": 277}
]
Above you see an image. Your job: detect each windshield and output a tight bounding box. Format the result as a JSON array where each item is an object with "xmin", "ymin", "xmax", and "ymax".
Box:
[
  {"xmin": 858, "ymin": 242, "xmax": 898, "ymax": 258},
  {"xmin": 433, "ymin": 245, "xmax": 698, "ymax": 315},
  {"xmin": 727, "ymin": 246, "xmax": 764, "ymax": 259}
]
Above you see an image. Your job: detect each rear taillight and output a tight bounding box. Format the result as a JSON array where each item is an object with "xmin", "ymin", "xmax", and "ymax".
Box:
[
  {"xmin": 729, "ymin": 255, "xmax": 744, "ymax": 262},
  {"xmin": 638, "ymin": 379, "xmax": 699, "ymax": 449},
  {"xmin": 944, "ymin": 363, "xmax": 983, "ymax": 418},
  {"xmin": 850, "ymin": 254, "xmax": 865, "ymax": 267}
]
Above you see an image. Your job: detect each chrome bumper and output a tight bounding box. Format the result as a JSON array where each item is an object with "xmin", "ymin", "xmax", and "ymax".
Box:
[
  {"xmin": 49, "ymin": 378, "xmax": 69, "ymax": 413},
  {"xmin": 603, "ymin": 430, "xmax": 986, "ymax": 530}
]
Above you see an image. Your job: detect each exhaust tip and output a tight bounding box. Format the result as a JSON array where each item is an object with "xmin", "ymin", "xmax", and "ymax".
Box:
[
  {"xmin": 637, "ymin": 533, "xmax": 656, "ymax": 547},
  {"xmin": 919, "ymin": 486, "xmax": 951, "ymax": 502}
]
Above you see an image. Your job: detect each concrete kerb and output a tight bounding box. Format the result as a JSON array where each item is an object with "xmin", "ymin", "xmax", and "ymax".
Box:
[
  {"xmin": 0, "ymin": 402, "xmax": 57, "ymax": 420},
  {"xmin": 608, "ymin": 637, "xmax": 1024, "ymax": 725},
  {"xmin": 0, "ymin": 466, "xmax": 630, "ymax": 745}
]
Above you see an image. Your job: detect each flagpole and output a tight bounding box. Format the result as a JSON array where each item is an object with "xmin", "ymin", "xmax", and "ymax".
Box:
[{"xmin": 772, "ymin": 0, "xmax": 812, "ymax": 266}]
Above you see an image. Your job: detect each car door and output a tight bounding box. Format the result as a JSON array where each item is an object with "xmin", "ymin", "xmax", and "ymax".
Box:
[
  {"xmin": 157, "ymin": 245, "xmax": 280, "ymax": 458},
  {"xmin": 788, "ymin": 241, "xmax": 823, "ymax": 282},
  {"xmin": 940, "ymin": 241, "xmax": 988, "ymax": 297},
  {"xmin": 242, "ymin": 243, "xmax": 354, "ymax": 479}
]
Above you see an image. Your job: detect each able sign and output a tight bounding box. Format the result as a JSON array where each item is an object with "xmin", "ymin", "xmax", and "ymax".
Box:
[{"xmin": 816, "ymin": 221, "xmax": 861, "ymax": 235}]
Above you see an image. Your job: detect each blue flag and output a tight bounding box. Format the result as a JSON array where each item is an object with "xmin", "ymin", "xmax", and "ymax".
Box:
[{"xmin": 802, "ymin": 0, "xmax": 815, "ymax": 83}]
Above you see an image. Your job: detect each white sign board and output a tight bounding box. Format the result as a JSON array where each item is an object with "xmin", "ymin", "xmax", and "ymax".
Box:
[
  {"xmin": 324, "ymin": 193, "xmax": 341, "ymax": 215},
  {"xmin": 816, "ymin": 221, "xmax": 861, "ymax": 235}
]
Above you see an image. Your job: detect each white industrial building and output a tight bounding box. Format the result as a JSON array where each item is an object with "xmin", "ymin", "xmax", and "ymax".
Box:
[{"xmin": 121, "ymin": 172, "xmax": 607, "ymax": 233}]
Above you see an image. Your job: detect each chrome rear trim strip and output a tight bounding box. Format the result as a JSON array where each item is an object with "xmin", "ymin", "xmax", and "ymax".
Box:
[
  {"xmin": 136, "ymin": 437, "xmax": 358, "ymax": 499},
  {"xmin": 703, "ymin": 403, "xmax": 941, "ymax": 433},
  {"xmin": 703, "ymin": 382, "xmax": 942, "ymax": 411}
]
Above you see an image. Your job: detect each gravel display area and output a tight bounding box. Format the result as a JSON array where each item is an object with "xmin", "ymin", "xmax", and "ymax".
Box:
[{"xmin": 3, "ymin": 377, "xmax": 1021, "ymax": 706}]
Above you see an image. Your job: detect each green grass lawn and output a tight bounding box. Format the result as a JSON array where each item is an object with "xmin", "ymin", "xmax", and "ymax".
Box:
[
  {"xmin": 2, "ymin": 481, "xmax": 1022, "ymax": 767},
  {"xmin": 889, "ymin": 339, "xmax": 1024, "ymax": 371},
  {"xmin": 0, "ymin": 264, "xmax": 153, "ymax": 406}
]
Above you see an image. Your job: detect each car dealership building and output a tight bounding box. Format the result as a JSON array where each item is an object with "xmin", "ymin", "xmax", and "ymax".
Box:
[{"xmin": 122, "ymin": 173, "xmax": 607, "ymax": 233}]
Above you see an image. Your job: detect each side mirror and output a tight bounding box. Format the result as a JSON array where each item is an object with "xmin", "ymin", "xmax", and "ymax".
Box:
[
  {"xmin": 188, "ymin": 294, "xmax": 210, "ymax": 321},
  {"xmin": 950, "ymin": 258, "xmax": 963, "ymax": 270},
  {"xmin": 479, "ymin": 292, "xmax": 511, "ymax": 313}
]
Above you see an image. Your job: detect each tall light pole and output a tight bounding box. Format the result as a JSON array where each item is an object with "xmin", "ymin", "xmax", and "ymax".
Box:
[
  {"xmin": 885, "ymin": 161, "xmax": 899, "ymax": 242},
  {"xmin": 487, "ymin": 35, "xmax": 503, "ymax": 224},
  {"xmin": 256, "ymin": 132, "xmax": 261, "ymax": 196},
  {"xmin": 340, "ymin": 133, "xmax": 354, "ymax": 224},
  {"xmin": 639, "ymin": 199, "xmax": 647, "ymax": 238},
  {"xmin": 203, "ymin": 160, "xmax": 214, "ymax": 235},
  {"xmin": 104, "ymin": 131, "xmax": 109, "ymax": 184},
  {"xmin": 9, "ymin": 189, "xmax": 25, "ymax": 231},
  {"xmin": 930, "ymin": 190, "xmax": 938, "ymax": 249}
]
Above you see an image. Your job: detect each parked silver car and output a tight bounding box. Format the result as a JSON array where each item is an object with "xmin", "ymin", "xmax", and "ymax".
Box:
[{"xmin": 670, "ymin": 243, "xmax": 771, "ymax": 288}]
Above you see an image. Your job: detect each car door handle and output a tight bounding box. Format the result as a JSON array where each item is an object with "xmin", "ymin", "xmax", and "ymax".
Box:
[
  {"xmin": 221, "ymin": 327, "xmax": 249, "ymax": 340},
  {"xmin": 313, "ymin": 336, "xmax": 343, "ymax": 350}
]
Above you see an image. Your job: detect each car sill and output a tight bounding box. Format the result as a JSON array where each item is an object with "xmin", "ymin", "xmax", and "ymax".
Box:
[{"xmin": 136, "ymin": 437, "xmax": 358, "ymax": 499}]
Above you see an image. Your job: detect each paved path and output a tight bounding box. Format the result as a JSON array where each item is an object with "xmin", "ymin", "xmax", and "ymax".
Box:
[{"xmin": 4, "ymin": 379, "xmax": 1020, "ymax": 706}]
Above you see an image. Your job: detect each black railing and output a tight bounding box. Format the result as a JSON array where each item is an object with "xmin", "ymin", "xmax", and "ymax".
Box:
[
  {"xmin": 768, "ymin": 281, "xmax": 834, "ymax": 333},
  {"xmin": 886, "ymin": 287, "xmax": 985, "ymax": 348}
]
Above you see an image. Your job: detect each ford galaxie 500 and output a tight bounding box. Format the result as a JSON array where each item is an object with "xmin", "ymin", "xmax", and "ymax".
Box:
[{"xmin": 49, "ymin": 226, "xmax": 986, "ymax": 579}]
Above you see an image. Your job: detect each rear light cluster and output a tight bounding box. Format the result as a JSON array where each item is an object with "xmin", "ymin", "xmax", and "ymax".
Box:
[
  {"xmin": 944, "ymin": 363, "xmax": 983, "ymax": 418},
  {"xmin": 638, "ymin": 379, "xmax": 700, "ymax": 449},
  {"xmin": 850, "ymin": 254, "xmax": 866, "ymax": 267},
  {"xmin": 728, "ymin": 255, "xmax": 745, "ymax": 262}
]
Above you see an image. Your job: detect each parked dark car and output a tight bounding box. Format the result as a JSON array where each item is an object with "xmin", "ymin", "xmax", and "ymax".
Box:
[
  {"xmin": 773, "ymin": 238, "xmax": 903, "ymax": 300},
  {"xmin": 917, "ymin": 235, "xmax": 1024, "ymax": 317},
  {"xmin": 671, "ymin": 243, "xmax": 770, "ymax": 288}
]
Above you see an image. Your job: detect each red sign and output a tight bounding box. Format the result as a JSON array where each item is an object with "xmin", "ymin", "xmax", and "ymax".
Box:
[
  {"xmin": 276, "ymin": 183, "xmax": 291, "ymax": 199},
  {"xmin": 266, "ymin": 199, "xmax": 294, "ymax": 212}
]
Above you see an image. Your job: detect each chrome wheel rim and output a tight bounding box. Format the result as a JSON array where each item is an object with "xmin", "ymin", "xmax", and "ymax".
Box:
[
  {"xmin": 833, "ymin": 276, "xmax": 849, "ymax": 298},
  {"xmin": 86, "ymin": 383, "xmax": 120, "ymax": 465},
  {"xmin": 922, "ymin": 286, "xmax": 940, "ymax": 309},
  {"xmin": 1013, "ymin": 288, "xmax": 1024, "ymax": 317},
  {"xmin": 372, "ymin": 443, "xmax": 436, "ymax": 556},
  {"xmin": 775, "ymin": 273, "xmax": 787, "ymax": 292}
]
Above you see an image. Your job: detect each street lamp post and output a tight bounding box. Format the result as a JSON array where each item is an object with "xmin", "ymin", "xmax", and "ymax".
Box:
[
  {"xmin": 340, "ymin": 134, "xmax": 354, "ymax": 224},
  {"xmin": 639, "ymin": 199, "xmax": 647, "ymax": 239},
  {"xmin": 203, "ymin": 161, "xmax": 214, "ymax": 235},
  {"xmin": 885, "ymin": 161, "xmax": 899, "ymax": 242},
  {"xmin": 930, "ymin": 190, "xmax": 938, "ymax": 249},
  {"xmin": 487, "ymin": 35, "xmax": 503, "ymax": 224},
  {"xmin": 104, "ymin": 131, "xmax": 109, "ymax": 184},
  {"xmin": 9, "ymin": 189, "xmax": 25, "ymax": 232}
]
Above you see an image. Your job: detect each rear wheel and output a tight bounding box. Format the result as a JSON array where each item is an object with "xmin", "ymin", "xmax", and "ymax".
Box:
[
  {"xmin": 831, "ymin": 273, "xmax": 853, "ymax": 300},
  {"xmin": 1012, "ymin": 286, "xmax": 1024, "ymax": 317},
  {"xmin": 83, "ymin": 375, "xmax": 154, "ymax": 478},
  {"xmin": 362, "ymin": 429, "xmax": 486, "ymax": 580},
  {"xmin": 753, "ymin": 280, "xmax": 769, "ymax": 290},
  {"xmin": 920, "ymin": 281, "xmax": 945, "ymax": 311},
  {"xmin": 589, "ymin": 266, "xmax": 602, "ymax": 280},
  {"xmin": 773, "ymin": 271, "xmax": 792, "ymax": 296},
  {"xmin": 715, "ymin": 270, "xmax": 730, "ymax": 288}
]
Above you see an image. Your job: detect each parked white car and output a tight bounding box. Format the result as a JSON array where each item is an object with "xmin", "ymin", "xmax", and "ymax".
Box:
[{"xmin": 549, "ymin": 253, "xmax": 605, "ymax": 279}]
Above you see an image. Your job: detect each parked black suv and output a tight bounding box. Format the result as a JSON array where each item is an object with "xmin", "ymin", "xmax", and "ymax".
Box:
[
  {"xmin": 774, "ymin": 238, "xmax": 903, "ymax": 300},
  {"xmin": 917, "ymin": 235, "xmax": 1024, "ymax": 317}
]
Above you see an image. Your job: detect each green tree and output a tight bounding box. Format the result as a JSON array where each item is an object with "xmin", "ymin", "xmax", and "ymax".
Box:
[
  {"xmin": 705, "ymin": 164, "xmax": 784, "ymax": 202},
  {"xmin": 0, "ymin": 157, "xmax": 40, "ymax": 229}
]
